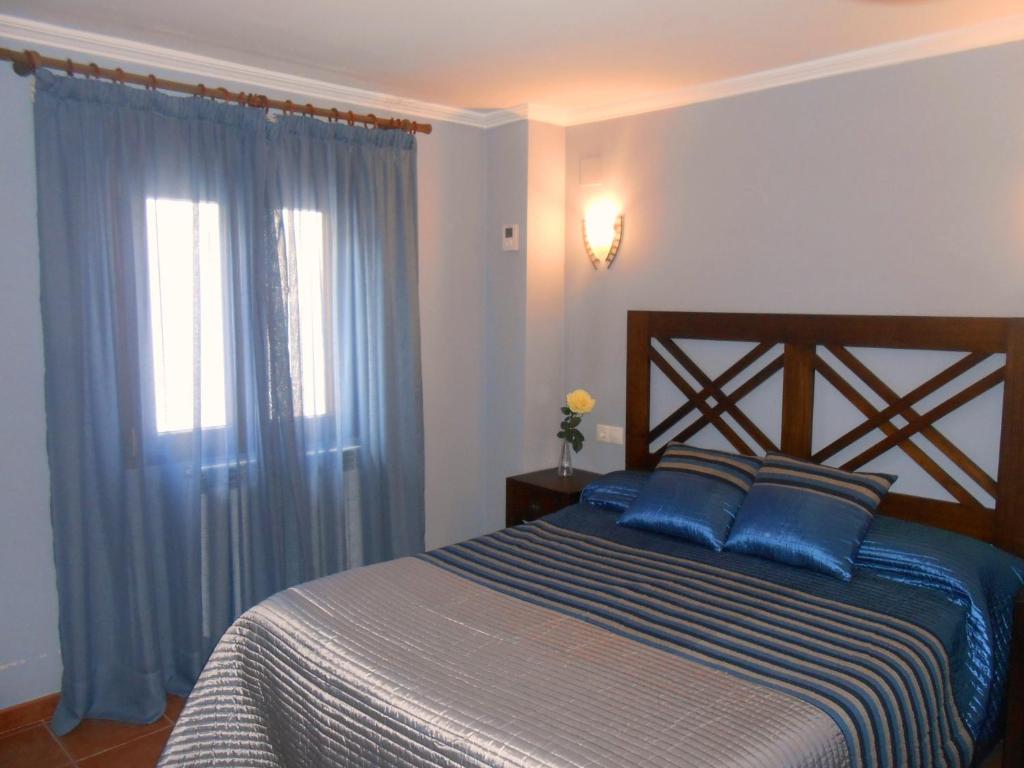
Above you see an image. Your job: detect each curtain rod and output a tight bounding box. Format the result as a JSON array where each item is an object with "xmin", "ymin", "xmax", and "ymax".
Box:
[{"xmin": 0, "ymin": 47, "xmax": 433, "ymax": 135}]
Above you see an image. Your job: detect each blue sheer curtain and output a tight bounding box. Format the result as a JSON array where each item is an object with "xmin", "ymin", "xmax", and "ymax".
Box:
[{"xmin": 33, "ymin": 71, "xmax": 424, "ymax": 734}]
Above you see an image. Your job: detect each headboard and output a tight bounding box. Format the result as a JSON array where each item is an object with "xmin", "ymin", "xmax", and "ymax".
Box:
[{"xmin": 625, "ymin": 311, "xmax": 1024, "ymax": 558}]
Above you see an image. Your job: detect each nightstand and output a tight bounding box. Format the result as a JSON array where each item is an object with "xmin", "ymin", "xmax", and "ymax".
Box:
[{"xmin": 505, "ymin": 467, "xmax": 603, "ymax": 527}]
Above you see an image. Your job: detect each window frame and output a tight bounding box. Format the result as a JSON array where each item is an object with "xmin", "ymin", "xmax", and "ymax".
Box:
[{"xmin": 136, "ymin": 196, "xmax": 336, "ymax": 464}]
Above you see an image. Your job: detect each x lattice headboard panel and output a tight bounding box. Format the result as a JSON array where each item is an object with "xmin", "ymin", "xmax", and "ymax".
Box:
[{"xmin": 625, "ymin": 311, "xmax": 1024, "ymax": 557}]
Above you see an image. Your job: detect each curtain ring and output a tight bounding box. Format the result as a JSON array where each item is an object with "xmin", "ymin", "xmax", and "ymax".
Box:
[
  {"xmin": 330, "ymin": 108, "xmax": 339, "ymax": 123},
  {"xmin": 147, "ymin": 74, "xmax": 157, "ymax": 91},
  {"xmin": 260, "ymin": 95, "xmax": 270, "ymax": 112},
  {"xmin": 366, "ymin": 113, "xmax": 377, "ymax": 129},
  {"xmin": 88, "ymin": 62, "xmax": 100, "ymax": 79},
  {"xmin": 346, "ymin": 111, "xmax": 355, "ymax": 126},
  {"xmin": 114, "ymin": 67, "xmax": 126, "ymax": 85},
  {"xmin": 197, "ymin": 83, "xmax": 207, "ymax": 98},
  {"xmin": 65, "ymin": 58, "xmax": 74, "ymax": 77},
  {"xmin": 238, "ymin": 91, "xmax": 247, "ymax": 105},
  {"xmin": 216, "ymin": 87, "xmax": 229, "ymax": 101},
  {"xmin": 23, "ymin": 50, "xmax": 42, "ymax": 73},
  {"xmin": 304, "ymin": 103, "xmax": 315, "ymax": 117}
]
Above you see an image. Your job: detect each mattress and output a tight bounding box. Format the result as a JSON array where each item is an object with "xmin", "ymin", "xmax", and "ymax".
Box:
[{"xmin": 158, "ymin": 504, "xmax": 975, "ymax": 768}]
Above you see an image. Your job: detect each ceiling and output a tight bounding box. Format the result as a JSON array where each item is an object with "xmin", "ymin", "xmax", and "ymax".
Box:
[{"xmin": 1, "ymin": 0, "xmax": 1022, "ymax": 115}]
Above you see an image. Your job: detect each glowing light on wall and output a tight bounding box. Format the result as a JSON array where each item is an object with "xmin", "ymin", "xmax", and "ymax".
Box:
[{"xmin": 583, "ymin": 198, "xmax": 623, "ymax": 270}]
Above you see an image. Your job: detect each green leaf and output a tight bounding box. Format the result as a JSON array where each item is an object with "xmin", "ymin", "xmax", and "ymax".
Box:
[{"xmin": 561, "ymin": 406, "xmax": 571, "ymax": 415}]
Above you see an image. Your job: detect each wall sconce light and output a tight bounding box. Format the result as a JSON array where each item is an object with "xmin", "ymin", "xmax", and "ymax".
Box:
[{"xmin": 583, "ymin": 199, "xmax": 622, "ymax": 270}]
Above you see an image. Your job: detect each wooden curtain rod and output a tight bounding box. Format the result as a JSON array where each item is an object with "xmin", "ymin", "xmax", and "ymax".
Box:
[{"xmin": 0, "ymin": 47, "xmax": 432, "ymax": 134}]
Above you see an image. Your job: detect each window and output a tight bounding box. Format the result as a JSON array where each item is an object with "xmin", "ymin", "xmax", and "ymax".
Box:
[
  {"xmin": 280, "ymin": 208, "xmax": 328, "ymax": 418},
  {"xmin": 145, "ymin": 199, "xmax": 327, "ymax": 434},
  {"xmin": 146, "ymin": 198, "xmax": 227, "ymax": 433}
]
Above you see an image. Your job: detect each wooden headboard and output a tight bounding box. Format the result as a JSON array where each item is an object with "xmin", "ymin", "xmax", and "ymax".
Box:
[{"xmin": 625, "ymin": 311, "xmax": 1024, "ymax": 558}]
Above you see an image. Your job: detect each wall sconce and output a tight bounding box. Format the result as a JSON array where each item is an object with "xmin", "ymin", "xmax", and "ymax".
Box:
[{"xmin": 583, "ymin": 199, "xmax": 622, "ymax": 270}]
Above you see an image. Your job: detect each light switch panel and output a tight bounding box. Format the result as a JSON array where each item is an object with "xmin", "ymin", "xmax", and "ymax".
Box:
[
  {"xmin": 501, "ymin": 224, "xmax": 519, "ymax": 251},
  {"xmin": 596, "ymin": 424, "xmax": 624, "ymax": 444}
]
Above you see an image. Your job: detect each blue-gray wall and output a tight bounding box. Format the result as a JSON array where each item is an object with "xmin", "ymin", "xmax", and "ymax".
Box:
[
  {"xmin": 419, "ymin": 118, "xmax": 491, "ymax": 550},
  {"xmin": 0, "ymin": 67, "xmax": 61, "ymax": 708},
  {"xmin": 563, "ymin": 41, "xmax": 1024, "ymax": 498},
  {"xmin": 480, "ymin": 122, "xmax": 529, "ymax": 521}
]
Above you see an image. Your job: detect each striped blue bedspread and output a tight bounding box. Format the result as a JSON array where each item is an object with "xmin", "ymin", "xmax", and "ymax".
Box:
[{"xmin": 420, "ymin": 506, "xmax": 974, "ymax": 768}]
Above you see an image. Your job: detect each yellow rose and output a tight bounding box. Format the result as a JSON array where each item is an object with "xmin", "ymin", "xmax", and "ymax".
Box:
[{"xmin": 566, "ymin": 389, "xmax": 596, "ymax": 414}]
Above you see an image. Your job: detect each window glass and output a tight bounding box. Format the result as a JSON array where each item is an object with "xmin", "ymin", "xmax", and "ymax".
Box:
[
  {"xmin": 145, "ymin": 198, "xmax": 227, "ymax": 433},
  {"xmin": 281, "ymin": 208, "xmax": 328, "ymax": 418}
]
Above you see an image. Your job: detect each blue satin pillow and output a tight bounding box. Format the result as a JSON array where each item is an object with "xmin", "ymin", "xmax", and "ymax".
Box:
[
  {"xmin": 580, "ymin": 470, "xmax": 651, "ymax": 512},
  {"xmin": 617, "ymin": 444, "xmax": 761, "ymax": 550},
  {"xmin": 724, "ymin": 453, "xmax": 894, "ymax": 580}
]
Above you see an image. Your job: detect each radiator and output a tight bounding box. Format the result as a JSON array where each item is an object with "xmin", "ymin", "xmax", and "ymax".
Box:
[{"xmin": 198, "ymin": 445, "xmax": 361, "ymax": 639}]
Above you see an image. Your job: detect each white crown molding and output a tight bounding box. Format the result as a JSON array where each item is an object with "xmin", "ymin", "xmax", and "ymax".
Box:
[
  {"xmin": 0, "ymin": 13, "xmax": 493, "ymax": 127},
  {"xmin": 479, "ymin": 103, "xmax": 569, "ymax": 129},
  {"xmin": 1, "ymin": 12, "xmax": 1022, "ymax": 130},
  {"xmin": 559, "ymin": 13, "xmax": 1024, "ymax": 126},
  {"xmin": 477, "ymin": 105, "xmax": 528, "ymax": 129}
]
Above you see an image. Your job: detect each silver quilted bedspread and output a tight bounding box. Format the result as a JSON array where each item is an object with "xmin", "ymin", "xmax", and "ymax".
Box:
[{"xmin": 159, "ymin": 557, "xmax": 849, "ymax": 768}]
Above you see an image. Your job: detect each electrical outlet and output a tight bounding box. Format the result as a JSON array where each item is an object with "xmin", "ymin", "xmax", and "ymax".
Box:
[{"xmin": 596, "ymin": 424, "xmax": 624, "ymax": 445}]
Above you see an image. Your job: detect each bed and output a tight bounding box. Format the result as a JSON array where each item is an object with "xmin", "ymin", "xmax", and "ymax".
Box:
[{"xmin": 159, "ymin": 311, "xmax": 1024, "ymax": 768}]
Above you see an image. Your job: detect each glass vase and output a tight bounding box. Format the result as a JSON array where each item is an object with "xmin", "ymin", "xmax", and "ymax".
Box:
[{"xmin": 557, "ymin": 438, "xmax": 574, "ymax": 477}]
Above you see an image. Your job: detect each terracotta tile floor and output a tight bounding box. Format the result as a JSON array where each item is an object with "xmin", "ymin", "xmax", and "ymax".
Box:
[{"xmin": 0, "ymin": 696, "xmax": 183, "ymax": 768}]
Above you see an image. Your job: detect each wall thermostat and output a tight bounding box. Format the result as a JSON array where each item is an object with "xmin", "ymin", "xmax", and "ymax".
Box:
[{"xmin": 501, "ymin": 224, "xmax": 519, "ymax": 252}]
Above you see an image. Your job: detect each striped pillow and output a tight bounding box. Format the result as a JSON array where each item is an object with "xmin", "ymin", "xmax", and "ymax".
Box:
[
  {"xmin": 724, "ymin": 452, "xmax": 895, "ymax": 580},
  {"xmin": 617, "ymin": 444, "xmax": 761, "ymax": 550}
]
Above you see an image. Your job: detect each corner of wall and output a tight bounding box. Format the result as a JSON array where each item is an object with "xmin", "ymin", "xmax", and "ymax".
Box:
[
  {"xmin": 477, "ymin": 120, "xmax": 569, "ymax": 530},
  {"xmin": 523, "ymin": 121, "xmax": 567, "ymax": 471}
]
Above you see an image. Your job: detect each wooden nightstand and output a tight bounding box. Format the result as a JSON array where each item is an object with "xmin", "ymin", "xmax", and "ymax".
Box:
[{"xmin": 505, "ymin": 468, "xmax": 603, "ymax": 527}]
